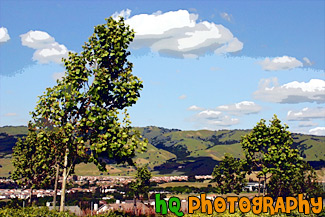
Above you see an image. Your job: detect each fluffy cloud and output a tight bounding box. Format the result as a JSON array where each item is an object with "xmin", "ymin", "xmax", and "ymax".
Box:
[
  {"xmin": 308, "ymin": 127, "xmax": 325, "ymax": 136},
  {"xmin": 20, "ymin": 30, "xmax": 69, "ymax": 64},
  {"xmin": 114, "ymin": 9, "xmax": 243, "ymax": 58},
  {"xmin": 259, "ymin": 56, "xmax": 303, "ymax": 71},
  {"xmin": 217, "ymin": 101, "xmax": 262, "ymax": 116},
  {"xmin": 187, "ymin": 100, "xmax": 261, "ymax": 129},
  {"xmin": 112, "ymin": 8, "xmax": 131, "ymax": 19},
  {"xmin": 0, "ymin": 27, "xmax": 10, "ymax": 44},
  {"xmin": 197, "ymin": 110, "xmax": 222, "ymax": 119},
  {"xmin": 254, "ymin": 78, "xmax": 325, "ymax": 104},
  {"xmin": 187, "ymin": 105, "xmax": 204, "ymax": 111},
  {"xmin": 287, "ymin": 107, "xmax": 325, "ymax": 121},
  {"xmin": 190, "ymin": 109, "xmax": 239, "ymax": 129}
]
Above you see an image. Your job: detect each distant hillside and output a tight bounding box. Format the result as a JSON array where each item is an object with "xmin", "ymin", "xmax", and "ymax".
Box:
[{"xmin": 0, "ymin": 125, "xmax": 324, "ymax": 177}]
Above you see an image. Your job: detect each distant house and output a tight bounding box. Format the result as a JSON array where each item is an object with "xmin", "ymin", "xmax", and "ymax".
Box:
[{"xmin": 243, "ymin": 182, "xmax": 263, "ymax": 192}]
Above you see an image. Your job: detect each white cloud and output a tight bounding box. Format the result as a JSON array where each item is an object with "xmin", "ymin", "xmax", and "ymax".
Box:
[
  {"xmin": 20, "ymin": 31, "xmax": 55, "ymax": 49},
  {"xmin": 220, "ymin": 12, "xmax": 233, "ymax": 22},
  {"xmin": 308, "ymin": 127, "xmax": 325, "ymax": 136},
  {"xmin": 187, "ymin": 101, "xmax": 261, "ymax": 129},
  {"xmin": 217, "ymin": 101, "xmax": 262, "ymax": 116},
  {"xmin": 209, "ymin": 115, "xmax": 239, "ymax": 126},
  {"xmin": 287, "ymin": 107, "xmax": 325, "ymax": 121},
  {"xmin": 259, "ymin": 56, "xmax": 303, "ymax": 71},
  {"xmin": 0, "ymin": 27, "xmax": 10, "ymax": 44},
  {"xmin": 198, "ymin": 110, "xmax": 222, "ymax": 119},
  {"xmin": 20, "ymin": 30, "xmax": 69, "ymax": 64},
  {"xmin": 112, "ymin": 8, "xmax": 131, "ymax": 20},
  {"xmin": 191, "ymin": 109, "xmax": 239, "ymax": 129},
  {"xmin": 303, "ymin": 57, "xmax": 313, "ymax": 66},
  {"xmin": 187, "ymin": 105, "xmax": 204, "ymax": 111},
  {"xmin": 116, "ymin": 9, "xmax": 243, "ymax": 58},
  {"xmin": 52, "ymin": 72, "xmax": 65, "ymax": 81},
  {"xmin": 254, "ymin": 78, "xmax": 325, "ymax": 104},
  {"xmin": 178, "ymin": 94, "xmax": 187, "ymax": 100}
]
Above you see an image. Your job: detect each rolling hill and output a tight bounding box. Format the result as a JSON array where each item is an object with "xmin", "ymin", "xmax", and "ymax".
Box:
[{"xmin": 0, "ymin": 125, "xmax": 324, "ymax": 177}]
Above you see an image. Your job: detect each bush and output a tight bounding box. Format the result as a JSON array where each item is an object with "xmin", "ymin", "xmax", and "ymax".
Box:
[{"xmin": 0, "ymin": 206, "xmax": 75, "ymax": 217}]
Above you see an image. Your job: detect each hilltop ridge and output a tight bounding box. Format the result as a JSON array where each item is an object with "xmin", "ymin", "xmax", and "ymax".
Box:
[{"xmin": 0, "ymin": 125, "xmax": 324, "ymax": 177}]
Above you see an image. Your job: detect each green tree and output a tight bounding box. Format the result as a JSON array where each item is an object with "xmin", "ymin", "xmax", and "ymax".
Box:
[
  {"xmin": 130, "ymin": 165, "xmax": 152, "ymax": 215},
  {"xmin": 211, "ymin": 153, "xmax": 247, "ymax": 195},
  {"xmin": 12, "ymin": 123, "xmax": 57, "ymax": 204},
  {"xmin": 241, "ymin": 115, "xmax": 320, "ymax": 198},
  {"xmin": 134, "ymin": 165, "xmax": 152, "ymax": 199},
  {"xmin": 31, "ymin": 17, "xmax": 147, "ymax": 212}
]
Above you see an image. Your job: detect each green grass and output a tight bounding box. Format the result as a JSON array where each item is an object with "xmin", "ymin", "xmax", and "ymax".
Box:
[
  {"xmin": 0, "ymin": 154, "xmax": 14, "ymax": 177},
  {"xmin": 1, "ymin": 125, "xmax": 324, "ymax": 177},
  {"xmin": 0, "ymin": 126, "xmax": 28, "ymax": 135}
]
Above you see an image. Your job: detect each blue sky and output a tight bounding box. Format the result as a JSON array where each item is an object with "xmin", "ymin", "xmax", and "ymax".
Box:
[{"xmin": 0, "ymin": 0, "xmax": 324, "ymax": 135}]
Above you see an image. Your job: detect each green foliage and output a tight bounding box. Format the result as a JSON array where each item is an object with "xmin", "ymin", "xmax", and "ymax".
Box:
[
  {"xmin": 211, "ymin": 153, "xmax": 247, "ymax": 194},
  {"xmin": 0, "ymin": 206, "xmax": 74, "ymax": 217},
  {"xmin": 31, "ymin": 17, "xmax": 146, "ymax": 172},
  {"xmin": 130, "ymin": 165, "xmax": 152, "ymax": 198},
  {"xmin": 241, "ymin": 115, "xmax": 320, "ymax": 198},
  {"xmin": 0, "ymin": 206, "xmax": 323, "ymax": 217},
  {"xmin": 11, "ymin": 123, "xmax": 58, "ymax": 189}
]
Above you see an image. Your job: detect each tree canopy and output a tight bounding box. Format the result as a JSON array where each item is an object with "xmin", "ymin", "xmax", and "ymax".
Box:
[
  {"xmin": 211, "ymin": 153, "xmax": 247, "ymax": 195},
  {"xmin": 13, "ymin": 17, "xmax": 147, "ymax": 211}
]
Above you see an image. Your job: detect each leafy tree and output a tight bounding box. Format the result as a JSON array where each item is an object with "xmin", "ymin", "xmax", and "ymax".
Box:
[
  {"xmin": 211, "ymin": 153, "xmax": 247, "ymax": 195},
  {"xmin": 30, "ymin": 17, "xmax": 147, "ymax": 212},
  {"xmin": 130, "ymin": 165, "xmax": 152, "ymax": 215},
  {"xmin": 12, "ymin": 123, "xmax": 57, "ymax": 204},
  {"xmin": 241, "ymin": 115, "xmax": 320, "ymax": 198},
  {"xmin": 134, "ymin": 165, "xmax": 152, "ymax": 199}
]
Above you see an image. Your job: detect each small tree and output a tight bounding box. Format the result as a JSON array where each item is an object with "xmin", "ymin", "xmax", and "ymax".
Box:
[
  {"xmin": 12, "ymin": 123, "xmax": 57, "ymax": 204},
  {"xmin": 211, "ymin": 153, "xmax": 247, "ymax": 195},
  {"xmin": 130, "ymin": 165, "xmax": 152, "ymax": 214}
]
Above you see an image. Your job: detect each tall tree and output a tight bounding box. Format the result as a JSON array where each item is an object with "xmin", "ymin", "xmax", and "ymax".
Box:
[{"xmin": 31, "ymin": 17, "xmax": 147, "ymax": 212}]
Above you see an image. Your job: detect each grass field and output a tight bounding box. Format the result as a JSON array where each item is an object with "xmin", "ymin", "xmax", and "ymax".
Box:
[
  {"xmin": 0, "ymin": 155, "xmax": 13, "ymax": 177},
  {"xmin": 159, "ymin": 181, "xmax": 211, "ymax": 188}
]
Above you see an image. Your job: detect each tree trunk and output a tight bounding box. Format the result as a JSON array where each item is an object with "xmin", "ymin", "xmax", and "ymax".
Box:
[
  {"xmin": 148, "ymin": 192, "xmax": 150, "ymax": 204},
  {"xmin": 258, "ymin": 176, "xmax": 261, "ymax": 196},
  {"xmin": 53, "ymin": 163, "xmax": 59, "ymax": 211},
  {"xmin": 60, "ymin": 148, "xmax": 69, "ymax": 212},
  {"xmin": 263, "ymin": 174, "xmax": 266, "ymax": 196},
  {"xmin": 133, "ymin": 195, "xmax": 137, "ymax": 215},
  {"xmin": 29, "ymin": 187, "xmax": 33, "ymax": 204}
]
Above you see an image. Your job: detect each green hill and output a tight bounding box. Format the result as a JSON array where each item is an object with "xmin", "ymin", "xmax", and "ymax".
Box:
[{"xmin": 0, "ymin": 125, "xmax": 324, "ymax": 177}]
